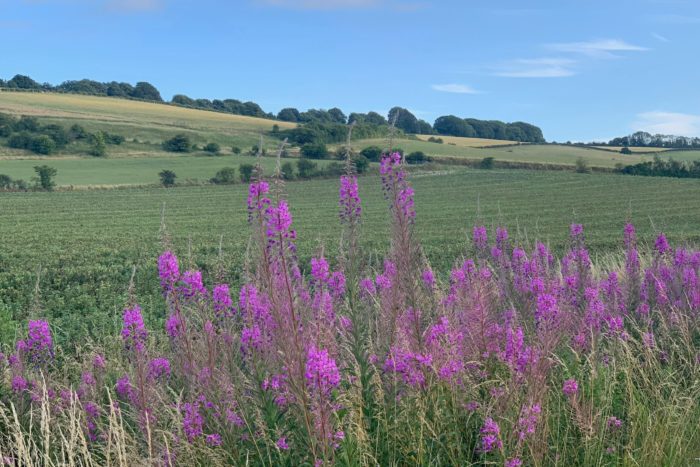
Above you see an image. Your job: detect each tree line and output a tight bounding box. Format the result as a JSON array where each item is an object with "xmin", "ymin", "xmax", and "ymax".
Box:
[
  {"xmin": 1, "ymin": 74, "xmax": 546, "ymax": 143},
  {"xmin": 589, "ymin": 131, "xmax": 700, "ymax": 149},
  {"xmin": 617, "ymin": 155, "xmax": 700, "ymax": 179}
]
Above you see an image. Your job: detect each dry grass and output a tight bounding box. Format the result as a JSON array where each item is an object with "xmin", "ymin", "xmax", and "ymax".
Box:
[
  {"xmin": 415, "ymin": 134, "xmax": 517, "ymax": 147},
  {"xmin": 592, "ymin": 146, "xmax": 672, "ymax": 153}
]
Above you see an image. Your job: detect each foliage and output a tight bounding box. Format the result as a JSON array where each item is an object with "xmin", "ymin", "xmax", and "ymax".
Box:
[
  {"xmin": 162, "ymin": 134, "xmax": 192, "ymax": 153},
  {"xmin": 480, "ymin": 156, "xmax": 495, "ymax": 169},
  {"xmin": 88, "ymin": 132, "xmax": 107, "ymax": 157},
  {"xmin": 281, "ymin": 161, "xmax": 295, "ymax": 180},
  {"xmin": 405, "ymin": 151, "xmax": 432, "ymax": 164},
  {"xmin": 203, "ymin": 142, "xmax": 221, "ymax": 154},
  {"xmin": 33, "ymin": 165, "xmax": 57, "ymax": 190},
  {"xmin": 297, "ymin": 158, "xmax": 318, "ymax": 178},
  {"xmin": 239, "ymin": 164, "xmax": 255, "ymax": 182},
  {"xmin": 210, "ymin": 167, "xmax": 236, "ymax": 185},
  {"xmin": 575, "ymin": 157, "xmax": 591, "ymax": 174},
  {"xmin": 301, "ymin": 143, "xmax": 329, "ymax": 159},
  {"xmin": 618, "ymin": 155, "xmax": 700, "ymax": 179},
  {"xmin": 360, "ymin": 145, "xmax": 382, "ymax": 162},
  {"xmin": 158, "ymin": 169, "xmax": 177, "ymax": 187},
  {"xmin": 29, "ymin": 135, "xmax": 56, "ymax": 155},
  {"xmin": 620, "ymin": 146, "xmax": 632, "ymax": 155}
]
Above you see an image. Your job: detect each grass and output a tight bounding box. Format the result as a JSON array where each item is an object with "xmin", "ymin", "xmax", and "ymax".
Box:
[
  {"xmin": 592, "ymin": 146, "xmax": 672, "ymax": 153},
  {"xmin": 0, "ymin": 153, "xmax": 332, "ymax": 187},
  {"xmin": 2, "ymin": 167, "xmax": 700, "ymax": 345},
  {"xmin": 415, "ymin": 134, "xmax": 517, "ymax": 147}
]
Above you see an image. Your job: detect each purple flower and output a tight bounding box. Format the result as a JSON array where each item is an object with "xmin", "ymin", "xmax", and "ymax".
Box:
[
  {"xmin": 624, "ymin": 223, "xmax": 636, "ymax": 247},
  {"xmin": 276, "ymin": 436, "xmax": 290, "ymax": 450},
  {"xmin": 247, "ymin": 180, "xmax": 270, "ymax": 219},
  {"xmin": 121, "ymin": 305, "xmax": 147, "ymax": 353},
  {"xmin": 328, "ymin": 271, "xmax": 346, "ymax": 298},
  {"xmin": 213, "ymin": 284, "xmax": 233, "ymax": 317},
  {"xmin": 422, "ymin": 268, "xmax": 435, "ymax": 289},
  {"xmin": 115, "ymin": 374, "xmax": 133, "ymax": 400},
  {"xmin": 23, "ymin": 320, "xmax": 54, "ymax": 365},
  {"xmin": 473, "ymin": 226, "xmax": 488, "ymax": 250},
  {"xmin": 563, "ymin": 378, "xmax": 579, "ymax": 397},
  {"xmin": 480, "ymin": 418, "xmax": 502, "ymax": 453},
  {"xmin": 570, "ymin": 223, "xmax": 584, "ymax": 238},
  {"xmin": 517, "ymin": 404, "xmax": 541, "ymax": 441},
  {"xmin": 311, "ymin": 257, "xmax": 330, "ymax": 283},
  {"xmin": 305, "ymin": 346, "xmax": 341, "ymax": 395},
  {"xmin": 157, "ymin": 251, "xmax": 180, "ymax": 292},
  {"xmin": 93, "ymin": 354, "xmax": 106, "ymax": 370},
  {"xmin": 11, "ymin": 375, "xmax": 28, "ymax": 393},
  {"xmin": 265, "ymin": 200, "xmax": 295, "ymax": 240},
  {"xmin": 82, "ymin": 371, "xmax": 96, "ymax": 386},
  {"xmin": 607, "ymin": 416, "xmax": 623, "ymax": 430},
  {"xmin": 339, "ymin": 175, "xmax": 362, "ymax": 223},
  {"xmin": 655, "ymin": 233, "xmax": 670, "ymax": 255},
  {"xmin": 359, "ymin": 278, "xmax": 376, "ymax": 297},
  {"xmin": 505, "ymin": 458, "xmax": 523, "ymax": 467},
  {"xmin": 165, "ymin": 312, "xmax": 183, "ymax": 339},
  {"xmin": 182, "ymin": 402, "xmax": 204, "ymax": 442},
  {"xmin": 148, "ymin": 358, "xmax": 171, "ymax": 380},
  {"xmin": 205, "ymin": 433, "xmax": 223, "ymax": 447},
  {"xmin": 181, "ymin": 270, "xmax": 206, "ymax": 298}
]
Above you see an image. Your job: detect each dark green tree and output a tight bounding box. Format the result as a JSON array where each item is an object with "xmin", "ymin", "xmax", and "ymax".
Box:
[
  {"xmin": 211, "ymin": 167, "xmax": 237, "ymax": 184},
  {"xmin": 131, "ymin": 82, "xmax": 163, "ymax": 101},
  {"xmin": 297, "ymin": 158, "xmax": 318, "ymax": 178},
  {"xmin": 33, "ymin": 165, "xmax": 57, "ymax": 191},
  {"xmin": 89, "ymin": 132, "xmax": 107, "ymax": 157},
  {"xmin": 162, "ymin": 134, "xmax": 192, "ymax": 153},
  {"xmin": 239, "ymin": 164, "xmax": 255, "ymax": 182},
  {"xmin": 204, "ymin": 142, "xmax": 221, "ymax": 154},
  {"xmin": 360, "ymin": 146, "xmax": 382, "ymax": 162},
  {"xmin": 277, "ymin": 108, "xmax": 301, "ymax": 122},
  {"xmin": 300, "ymin": 143, "xmax": 329, "ymax": 159},
  {"xmin": 159, "ymin": 170, "xmax": 177, "ymax": 187},
  {"xmin": 30, "ymin": 135, "xmax": 57, "ymax": 155}
]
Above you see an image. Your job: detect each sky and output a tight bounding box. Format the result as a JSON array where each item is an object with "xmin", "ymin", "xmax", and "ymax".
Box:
[{"xmin": 1, "ymin": 0, "xmax": 699, "ymax": 142}]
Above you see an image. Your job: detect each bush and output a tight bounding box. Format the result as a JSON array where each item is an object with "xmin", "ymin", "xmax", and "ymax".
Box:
[
  {"xmin": 33, "ymin": 165, "xmax": 57, "ymax": 191},
  {"xmin": 162, "ymin": 134, "xmax": 191, "ymax": 153},
  {"xmin": 620, "ymin": 146, "xmax": 632, "ymax": 155},
  {"xmin": 88, "ymin": 132, "xmax": 107, "ymax": 157},
  {"xmin": 480, "ymin": 156, "xmax": 495, "ymax": 170},
  {"xmin": 300, "ymin": 143, "xmax": 329, "ymax": 159},
  {"xmin": 360, "ymin": 146, "xmax": 383, "ymax": 162},
  {"xmin": 427, "ymin": 136, "xmax": 444, "ymax": 144},
  {"xmin": 281, "ymin": 162, "xmax": 295, "ymax": 180},
  {"xmin": 69, "ymin": 124, "xmax": 88, "ymax": 140},
  {"xmin": 405, "ymin": 151, "xmax": 432, "ymax": 164},
  {"xmin": 0, "ymin": 174, "xmax": 13, "ymax": 189},
  {"xmin": 14, "ymin": 116, "xmax": 40, "ymax": 132},
  {"xmin": 239, "ymin": 164, "xmax": 255, "ymax": 182},
  {"xmin": 211, "ymin": 167, "xmax": 236, "ymax": 185},
  {"xmin": 575, "ymin": 157, "xmax": 591, "ymax": 174},
  {"xmin": 204, "ymin": 142, "xmax": 221, "ymax": 154},
  {"xmin": 231, "ymin": 146, "xmax": 241, "ymax": 155},
  {"xmin": 354, "ymin": 154, "xmax": 370, "ymax": 173},
  {"xmin": 30, "ymin": 135, "xmax": 57, "ymax": 155},
  {"xmin": 324, "ymin": 162, "xmax": 345, "ymax": 176},
  {"xmin": 104, "ymin": 133, "xmax": 125, "ymax": 145},
  {"xmin": 159, "ymin": 170, "xmax": 177, "ymax": 187},
  {"xmin": 7, "ymin": 132, "xmax": 32, "ymax": 150},
  {"xmin": 42, "ymin": 124, "xmax": 70, "ymax": 148},
  {"xmin": 296, "ymin": 158, "xmax": 317, "ymax": 178}
]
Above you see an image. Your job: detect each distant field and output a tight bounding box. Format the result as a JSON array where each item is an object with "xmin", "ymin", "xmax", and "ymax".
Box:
[
  {"xmin": 593, "ymin": 146, "xmax": 672, "ymax": 153},
  {"xmin": 0, "ymin": 153, "xmax": 331, "ymax": 187},
  {"xmin": 415, "ymin": 134, "xmax": 517, "ymax": 147},
  {"xmin": 3, "ymin": 167, "xmax": 700, "ymax": 343},
  {"xmin": 0, "ymin": 92, "xmax": 292, "ymax": 153}
]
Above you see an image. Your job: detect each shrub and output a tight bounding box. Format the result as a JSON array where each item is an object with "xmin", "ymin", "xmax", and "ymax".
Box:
[
  {"xmin": 88, "ymin": 132, "xmax": 107, "ymax": 157},
  {"xmin": 162, "ymin": 134, "xmax": 191, "ymax": 153},
  {"xmin": 480, "ymin": 156, "xmax": 495, "ymax": 169},
  {"xmin": 69, "ymin": 124, "xmax": 88, "ymax": 140},
  {"xmin": 0, "ymin": 174, "xmax": 12, "ymax": 189},
  {"xmin": 620, "ymin": 146, "xmax": 632, "ymax": 155},
  {"xmin": 324, "ymin": 162, "xmax": 345, "ymax": 176},
  {"xmin": 405, "ymin": 151, "xmax": 432, "ymax": 164},
  {"xmin": 354, "ymin": 154, "xmax": 370, "ymax": 173},
  {"xmin": 7, "ymin": 132, "xmax": 32, "ymax": 150},
  {"xmin": 14, "ymin": 116, "xmax": 40, "ymax": 132},
  {"xmin": 159, "ymin": 169, "xmax": 177, "ymax": 187},
  {"xmin": 239, "ymin": 164, "xmax": 255, "ymax": 182},
  {"xmin": 281, "ymin": 161, "xmax": 295, "ymax": 180},
  {"xmin": 204, "ymin": 142, "xmax": 221, "ymax": 154},
  {"xmin": 33, "ymin": 165, "xmax": 57, "ymax": 190},
  {"xmin": 360, "ymin": 145, "xmax": 382, "ymax": 162},
  {"xmin": 30, "ymin": 135, "xmax": 57, "ymax": 155},
  {"xmin": 575, "ymin": 157, "xmax": 591, "ymax": 174},
  {"xmin": 231, "ymin": 146, "xmax": 241, "ymax": 155},
  {"xmin": 300, "ymin": 143, "xmax": 329, "ymax": 159},
  {"xmin": 296, "ymin": 158, "xmax": 317, "ymax": 178},
  {"xmin": 210, "ymin": 167, "xmax": 236, "ymax": 185},
  {"xmin": 427, "ymin": 136, "xmax": 444, "ymax": 144},
  {"xmin": 104, "ymin": 133, "xmax": 125, "ymax": 145},
  {"xmin": 42, "ymin": 124, "xmax": 70, "ymax": 148}
]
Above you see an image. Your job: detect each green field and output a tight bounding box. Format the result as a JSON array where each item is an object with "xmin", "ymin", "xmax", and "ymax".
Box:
[{"xmin": 2, "ymin": 167, "xmax": 700, "ymax": 345}]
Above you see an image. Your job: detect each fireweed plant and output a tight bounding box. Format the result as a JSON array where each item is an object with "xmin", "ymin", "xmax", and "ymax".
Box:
[{"xmin": 1, "ymin": 152, "xmax": 700, "ymax": 465}]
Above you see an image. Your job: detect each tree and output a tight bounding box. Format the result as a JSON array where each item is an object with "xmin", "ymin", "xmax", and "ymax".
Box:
[
  {"xmin": 353, "ymin": 154, "xmax": 370, "ymax": 173},
  {"xmin": 479, "ymin": 157, "xmax": 495, "ymax": 169},
  {"xmin": 42, "ymin": 124, "xmax": 70, "ymax": 148},
  {"xmin": 0, "ymin": 174, "xmax": 13, "ymax": 190},
  {"xmin": 159, "ymin": 170, "xmax": 177, "ymax": 187},
  {"xmin": 172, "ymin": 94, "xmax": 196, "ymax": 107},
  {"xmin": 89, "ymin": 132, "xmax": 107, "ymax": 157},
  {"xmin": 328, "ymin": 107, "xmax": 347, "ymax": 124},
  {"xmin": 33, "ymin": 165, "xmax": 57, "ymax": 191},
  {"xmin": 360, "ymin": 146, "xmax": 382, "ymax": 162},
  {"xmin": 7, "ymin": 132, "xmax": 32, "ymax": 150},
  {"xmin": 131, "ymin": 81, "xmax": 163, "ymax": 102},
  {"xmin": 15, "ymin": 116, "xmax": 40, "ymax": 132},
  {"xmin": 204, "ymin": 142, "xmax": 221, "ymax": 154},
  {"xmin": 239, "ymin": 164, "xmax": 255, "ymax": 182},
  {"xmin": 8, "ymin": 74, "xmax": 41, "ymax": 89},
  {"xmin": 405, "ymin": 151, "xmax": 432, "ymax": 164},
  {"xmin": 231, "ymin": 146, "xmax": 241, "ymax": 155},
  {"xmin": 620, "ymin": 146, "xmax": 632, "ymax": 155},
  {"xmin": 297, "ymin": 159, "xmax": 317, "ymax": 178},
  {"xmin": 162, "ymin": 134, "xmax": 191, "ymax": 153},
  {"xmin": 575, "ymin": 157, "xmax": 591, "ymax": 174},
  {"xmin": 69, "ymin": 124, "xmax": 88, "ymax": 140},
  {"xmin": 30, "ymin": 135, "xmax": 57, "ymax": 155},
  {"xmin": 211, "ymin": 167, "xmax": 236, "ymax": 184},
  {"xmin": 300, "ymin": 143, "xmax": 329, "ymax": 159},
  {"xmin": 416, "ymin": 119, "xmax": 434, "ymax": 135},
  {"xmin": 388, "ymin": 107, "xmax": 419, "ymax": 134},
  {"xmin": 433, "ymin": 115, "xmax": 475, "ymax": 137},
  {"xmin": 277, "ymin": 108, "xmax": 301, "ymax": 122}
]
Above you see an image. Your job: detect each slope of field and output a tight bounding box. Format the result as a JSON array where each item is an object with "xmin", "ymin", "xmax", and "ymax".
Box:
[
  {"xmin": 593, "ymin": 146, "xmax": 672, "ymax": 153},
  {"xmin": 415, "ymin": 134, "xmax": 517, "ymax": 147},
  {"xmin": 0, "ymin": 92, "xmax": 293, "ymax": 154},
  {"xmin": 3, "ymin": 168, "xmax": 700, "ymax": 344}
]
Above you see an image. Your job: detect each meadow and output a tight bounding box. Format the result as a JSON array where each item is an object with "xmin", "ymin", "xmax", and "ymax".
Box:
[{"xmin": 1, "ymin": 155, "xmax": 699, "ymax": 465}]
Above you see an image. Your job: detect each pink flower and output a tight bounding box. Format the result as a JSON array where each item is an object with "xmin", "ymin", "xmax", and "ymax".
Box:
[{"xmin": 563, "ymin": 378, "xmax": 579, "ymax": 397}]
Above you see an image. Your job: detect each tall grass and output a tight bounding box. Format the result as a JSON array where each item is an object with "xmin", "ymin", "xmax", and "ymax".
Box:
[{"xmin": 1, "ymin": 153, "xmax": 699, "ymax": 465}]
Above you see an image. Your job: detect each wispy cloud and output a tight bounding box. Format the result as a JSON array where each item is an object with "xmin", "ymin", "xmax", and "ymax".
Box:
[
  {"xmin": 652, "ymin": 32, "xmax": 670, "ymax": 42},
  {"xmin": 547, "ymin": 39, "xmax": 648, "ymax": 58},
  {"xmin": 633, "ymin": 111, "xmax": 700, "ymax": 136},
  {"xmin": 492, "ymin": 58, "xmax": 576, "ymax": 78},
  {"xmin": 258, "ymin": 0, "xmax": 378, "ymax": 9},
  {"xmin": 431, "ymin": 83, "xmax": 480, "ymax": 94},
  {"xmin": 105, "ymin": 0, "xmax": 163, "ymax": 11}
]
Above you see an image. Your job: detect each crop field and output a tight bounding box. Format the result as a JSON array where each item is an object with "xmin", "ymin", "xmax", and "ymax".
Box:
[
  {"xmin": 415, "ymin": 134, "xmax": 517, "ymax": 147},
  {"xmin": 593, "ymin": 145, "xmax": 672, "ymax": 153},
  {"xmin": 2, "ymin": 167, "xmax": 700, "ymax": 345}
]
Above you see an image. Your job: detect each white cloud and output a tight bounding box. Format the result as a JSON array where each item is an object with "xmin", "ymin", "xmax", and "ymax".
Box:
[
  {"xmin": 633, "ymin": 111, "xmax": 700, "ymax": 136},
  {"xmin": 652, "ymin": 32, "xmax": 670, "ymax": 42},
  {"xmin": 547, "ymin": 39, "xmax": 648, "ymax": 58},
  {"xmin": 431, "ymin": 83, "xmax": 480, "ymax": 94},
  {"xmin": 493, "ymin": 58, "xmax": 576, "ymax": 78}
]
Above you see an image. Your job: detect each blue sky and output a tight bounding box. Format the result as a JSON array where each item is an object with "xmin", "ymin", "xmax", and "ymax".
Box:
[{"xmin": 1, "ymin": 0, "xmax": 699, "ymax": 141}]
